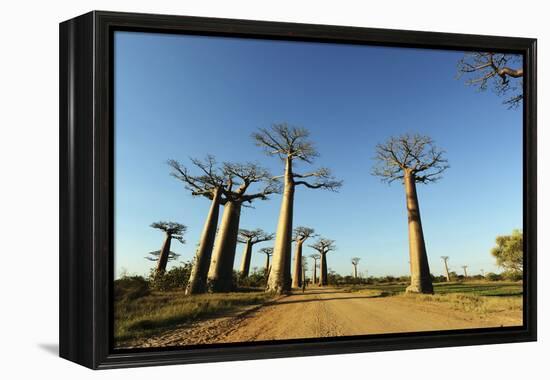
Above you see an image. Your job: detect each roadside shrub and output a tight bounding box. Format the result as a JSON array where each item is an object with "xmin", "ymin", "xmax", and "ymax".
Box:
[
  {"xmin": 502, "ymin": 271, "xmax": 523, "ymax": 281},
  {"xmin": 236, "ymin": 268, "xmax": 268, "ymax": 289},
  {"xmin": 114, "ymin": 275, "xmax": 150, "ymax": 301},
  {"xmin": 485, "ymin": 272, "xmax": 502, "ymax": 281},
  {"xmin": 432, "ymin": 275, "xmax": 447, "ymax": 283},
  {"xmin": 149, "ymin": 262, "xmax": 193, "ymax": 291}
]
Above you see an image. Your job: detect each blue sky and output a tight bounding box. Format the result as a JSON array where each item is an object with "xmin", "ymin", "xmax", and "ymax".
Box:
[{"xmin": 114, "ymin": 31, "xmax": 522, "ymax": 279}]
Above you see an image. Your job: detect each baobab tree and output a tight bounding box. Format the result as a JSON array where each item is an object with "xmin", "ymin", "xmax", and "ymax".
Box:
[
  {"xmin": 309, "ymin": 238, "xmax": 336, "ymax": 286},
  {"xmin": 373, "ymin": 134, "xmax": 449, "ymax": 294},
  {"xmin": 458, "ymin": 52, "xmax": 523, "ymax": 108},
  {"xmin": 207, "ymin": 162, "xmax": 279, "ymax": 292},
  {"xmin": 309, "ymin": 254, "xmax": 320, "ymax": 285},
  {"xmin": 462, "ymin": 265, "xmax": 469, "ymax": 279},
  {"xmin": 441, "ymin": 256, "xmax": 451, "ymax": 282},
  {"xmin": 253, "ymin": 123, "xmax": 342, "ymax": 293},
  {"xmin": 292, "ymin": 227, "xmax": 317, "ymax": 288},
  {"xmin": 259, "ymin": 247, "xmax": 273, "ymax": 283},
  {"xmin": 146, "ymin": 250, "xmax": 180, "ymax": 264},
  {"xmin": 237, "ymin": 229, "xmax": 274, "ymax": 278},
  {"xmin": 351, "ymin": 257, "xmax": 361, "ymax": 278},
  {"xmin": 168, "ymin": 156, "xmax": 228, "ymax": 295},
  {"xmin": 149, "ymin": 221, "xmax": 186, "ymax": 275},
  {"xmin": 301, "ymin": 260, "xmax": 309, "ymax": 286}
]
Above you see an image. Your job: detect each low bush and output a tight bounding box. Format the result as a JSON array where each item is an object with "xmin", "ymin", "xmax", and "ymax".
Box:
[
  {"xmin": 114, "ymin": 275, "xmax": 150, "ymax": 301},
  {"xmin": 149, "ymin": 262, "xmax": 193, "ymax": 291}
]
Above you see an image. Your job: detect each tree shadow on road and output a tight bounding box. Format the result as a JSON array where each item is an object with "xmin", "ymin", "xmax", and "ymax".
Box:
[
  {"xmin": 274, "ymin": 292, "xmax": 391, "ymax": 306},
  {"xmin": 288, "ymin": 290, "xmax": 351, "ymax": 296}
]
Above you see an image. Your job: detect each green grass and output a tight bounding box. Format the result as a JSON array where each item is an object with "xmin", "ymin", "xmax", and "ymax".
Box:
[
  {"xmin": 403, "ymin": 292, "xmax": 523, "ymax": 314},
  {"xmin": 349, "ymin": 281, "xmax": 523, "ymax": 297},
  {"xmin": 347, "ymin": 281, "xmax": 523, "ymax": 316},
  {"xmin": 115, "ymin": 290, "xmax": 273, "ymax": 346}
]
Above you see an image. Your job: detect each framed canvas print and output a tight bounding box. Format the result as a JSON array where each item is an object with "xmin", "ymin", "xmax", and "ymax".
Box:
[{"xmin": 59, "ymin": 11, "xmax": 537, "ymax": 369}]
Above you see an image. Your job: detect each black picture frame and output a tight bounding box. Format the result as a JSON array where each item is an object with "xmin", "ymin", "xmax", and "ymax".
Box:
[{"xmin": 59, "ymin": 10, "xmax": 537, "ymax": 369}]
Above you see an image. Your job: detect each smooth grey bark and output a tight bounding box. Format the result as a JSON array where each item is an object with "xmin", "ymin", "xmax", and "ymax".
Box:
[
  {"xmin": 239, "ymin": 240, "xmax": 253, "ymax": 277},
  {"xmin": 186, "ymin": 189, "xmax": 221, "ymax": 294},
  {"xmin": 292, "ymin": 241, "xmax": 304, "ymax": 288},
  {"xmin": 353, "ymin": 265, "xmax": 358, "ymax": 278},
  {"xmin": 267, "ymin": 158, "xmax": 294, "ymax": 293},
  {"xmin": 441, "ymin": 256, "xmax": 451, "ymax": 282},
  {"xmin": 404, "ymin": 171, "xmax": 433, "ymax": 294},
  {"xmin": 312, "ymin": 263, "xmax": 317, "ymax": 285},
  {"xmin": 156, "ymin": 234, "xmax": 172, "ymax": 275},
  {"xmin": 207, "ymin": 201, "xmax": 242, "ymax": 292},
  {"xmin": 319, "ymin": 253, "xmax": 328, "ymax": 286}
]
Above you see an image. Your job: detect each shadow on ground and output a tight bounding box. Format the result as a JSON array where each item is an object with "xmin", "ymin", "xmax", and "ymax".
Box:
[
  {"xmin": 38, "ymin": 343, "xmax": 59, "ymax": 356},
  {"xmin": 274, "ymin": 293, "xmax": 390, "ymax": 306}
]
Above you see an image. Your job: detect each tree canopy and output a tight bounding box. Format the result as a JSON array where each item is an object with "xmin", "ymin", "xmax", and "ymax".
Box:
[
  {"xmin": 150, "ymin": 221, "xmax": 187, "ymax": 243},
  {"xmin": 252, "ymin": 123, "xmax": 342, "ymax": 191},
  {"xmin": 293, "ymin": 226, "xmax": 317, "ymax": 242},
  {"xmin": 168, "ymin": 156, "xmax": 280, "ymax": 204},
  {"xmin": 222, "ymin": 162, "xmax": 280, "ymax": 203},
  {"xmin": 259, "ymin": 247, "xmax": 274, "ymax": 256},
  {"xmin": 309, "ymin": 238, "xmax": 336, "ymax": 254},
  {"xmin": 145, "ymin": 250, "xmax": 180, "ymax": 262},
  {"xmin": 372, "ymin": 134, "xmax": 449, "ymax": 184},
  {"xmin": 309, "ymin": 253, "xmax": 321, "ymax": 261},
  {"xmin": 168, "ymin": 155, "xmax": 226, "ymax": 199},
  {"xmin": 458, "ymin": 52, "xmax": 523, "ymax": 108},
  {"xmin": 491, "ymin": 229, "xmax": 523, "ymax": 274},
  {"xmin": 237, "ymin": 229, "xmax": 274, "ymax": 244}
]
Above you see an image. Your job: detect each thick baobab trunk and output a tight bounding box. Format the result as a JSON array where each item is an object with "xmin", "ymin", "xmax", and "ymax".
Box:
[
  {"xmin": 264, "ymin": 255, "xmax": 270, "ymax": 276},
  {"xmin": 156, "ymin": 233, "xmax": 172, "ymax": 275},
  {"xmin": 292, "ymin": 241, "xmax": 304, "ymax": 288},
  {"xmin": 267, "ymin": 158, "xmax": 294, "ymax": 293},
  {"xmin": 404, "ymin": 171, "xmax": 433, "ymax": 294},
  {"xmin": 208, "ymin": 200, "xmax": 242, "ymax": 292},
  {"xmin": 319, "ymin": 253, "xmax": 328, "ymax": 286},
  {"xmin": 443, "ymin": 260, "xmax": 451, "ymax": 282},
  {"xmin": 312, "ymin": 262, "xmax": 317, "ymax": 285},
  {"xmin": 239, "ymin": 240, "xmax": 253, "ymax": 277},
  {"xmin": 186, "ymin": 189, "xmax": 221, "ymax": 294}
]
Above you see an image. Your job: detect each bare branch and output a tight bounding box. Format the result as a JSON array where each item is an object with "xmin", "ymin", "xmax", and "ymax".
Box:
[
  {"xmin": 259, "ymin": 247, "xmax": 274, "ymax": 257},
  {"xmin": 237, "ymin": 229, "xmax": 275, "ymax": 245},
  {"xmin": 221, "ymin": 162, "xmax": 280, "ymax": 203},
  {"xmin": 292, "ymin": 226, "xmax": 317, "ymax": 242},
  {"xmin": 458, "ymin": 52, "xmax": 523, "ymax": 108},
  {"xmin": 145, "ymin": 250, "xmax": 180, "ymax": 262},
  {"xmin": 372, "ymin": 134, "xmax": 449, "ymax": 184},
  {"xmin": 252, "ymin": 123, "xmax": 319, "ymax": 163},
  {"xmin": 309, "ymin": 238, "xmax": 336, "ymax": 254},
  {"xmin": 167, "ymin": 157, "xmax": 225, "ymax": 199}
]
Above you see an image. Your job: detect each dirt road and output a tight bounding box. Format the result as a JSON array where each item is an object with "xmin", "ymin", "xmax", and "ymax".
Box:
[{"xmin": 135, "ymin": 287, "xmax": 521, "ymax": 348}]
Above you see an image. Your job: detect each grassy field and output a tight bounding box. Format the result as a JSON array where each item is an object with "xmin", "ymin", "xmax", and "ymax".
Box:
[
  {"xmin": 351, "ymin": 281, "xmax": 523, "ymax": 316},
  {"xmin": 115, "ymin": 289, "xmax": 273, "ymax": 346},
  {"xmin": 354, "ymin": 281, "xmax": 523, "ymax": 296}
]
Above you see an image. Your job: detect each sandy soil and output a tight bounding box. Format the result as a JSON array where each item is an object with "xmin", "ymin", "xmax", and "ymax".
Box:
[{"xmin": 131, "ymin": 287, "xmax": 521, "ymax": 348}]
